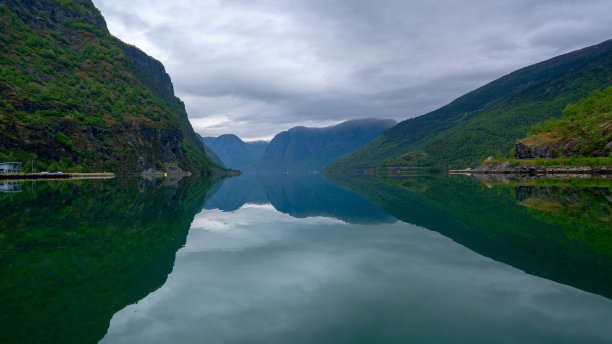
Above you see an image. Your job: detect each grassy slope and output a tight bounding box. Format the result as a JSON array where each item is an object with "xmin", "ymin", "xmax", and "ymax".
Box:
[
  {"xmin": 522, "ymin": 85, "xmax": 612, "ymax": 156},
  {"xmin": 475, "ymin": 86, "xmax": 612, "ymax": 167},
  {"xmin": 0, "ymin": 0, "xmax": 215, "ymax": 173},
  {"xmin": 327, "ymin": 39, "xmax": 612, "ymax": 171}
]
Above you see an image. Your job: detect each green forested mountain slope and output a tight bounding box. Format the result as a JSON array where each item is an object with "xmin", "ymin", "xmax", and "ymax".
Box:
[
  {"xmin": 326, "ymin": 39, "xmax": 612, "ymax": 171},
  {"xmin": 514, "ymin": 85, "xmax": 612, "ymax": 159},
  {"xmin": 0, "ymin": 0, "xmax": 216, "ymax": 174}
]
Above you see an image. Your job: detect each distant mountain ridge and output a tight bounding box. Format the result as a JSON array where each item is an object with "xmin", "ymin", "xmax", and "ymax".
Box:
[
  {"xmin": 204, "ymin": 118, "xmax": 396, "ymax": 172},
  {"xmin": 256, "ymin": 118, "xmax": 396, "ymax": 172},
  {"xmin": 201, "ymin": 134, "xmax": 267, "ymax": 170},
  {"xmin": 326, "ymin": 39, "xmax": 612, "ymax": 171}
]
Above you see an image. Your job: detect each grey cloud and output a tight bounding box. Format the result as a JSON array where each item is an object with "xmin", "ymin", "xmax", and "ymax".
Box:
[{"xmin": 92, "ymin": 0, "xmax": 612, "ymax": 139}]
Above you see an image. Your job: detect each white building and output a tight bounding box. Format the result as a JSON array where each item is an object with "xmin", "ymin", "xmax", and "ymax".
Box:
[
  {"xmin": 0, "ymin": 181, "xmax": 21, "ymax": 193},
  {"xmin": 0, "ymin": 162, "xmax": 22, "ymax": 174}
]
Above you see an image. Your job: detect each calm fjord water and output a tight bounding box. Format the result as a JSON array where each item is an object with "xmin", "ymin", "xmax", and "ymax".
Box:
[{"xmin": 1, "ymin": 174, "xmax": 611, "ymax": 343}]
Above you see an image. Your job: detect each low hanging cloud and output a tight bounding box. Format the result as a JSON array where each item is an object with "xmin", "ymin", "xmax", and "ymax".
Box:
[{"xmin": 92, "ymin": 0, "xmax": 612, "ymax": 141}]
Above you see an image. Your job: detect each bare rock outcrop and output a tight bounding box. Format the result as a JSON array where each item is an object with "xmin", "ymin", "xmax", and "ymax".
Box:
[{"xmin": 514, "ymin": 133, "xmax": 585, "ymax": 159}]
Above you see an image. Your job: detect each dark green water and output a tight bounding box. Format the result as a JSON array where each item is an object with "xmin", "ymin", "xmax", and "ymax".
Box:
[{"xmin": 1, "ymin": 174, "xmax": 611, "ymax": 343}]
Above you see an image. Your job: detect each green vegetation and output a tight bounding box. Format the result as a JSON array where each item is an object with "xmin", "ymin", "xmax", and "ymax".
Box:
[
  {"xmin": 326, "ymin": 39, "xmax": 612, "ymax": 171},
  {"xmin": 478, "ymin": 176, "xmax": 612, "ymax": 189},
  {"xmin": 525, "ymin": 157, "xmax": 611, "ymax": 167},
  {"xmin": 487, "ymin": 156, "xmax": 612, "ymax": 168},
  {"xmin": 0, "ymin": 149, "xmax": 91, "ymax": 172},
  {"xmin": 327, "ymin": 173, "xmax": 612, "ymax": 299},
  {"xmin": 0, "ymin": 0, "xmax": 215, "ymax": 173},
  {"xmin": 530, "ymin": 86, "xmax": 612, "ymax": 138},
  {"xmin": 522, "ymin": 85, "xmax": 612, "ymax": 157},
  {"xmin": 0, "ymin": 176, "xmax": 217, "ymax": 343},
  {"xmin": 519, "ymin": 177, "xmax": 612, "ymax": 188},
  {"xmin": 515, "ymin": 185, "xmax": 612, "ymax": 255}
]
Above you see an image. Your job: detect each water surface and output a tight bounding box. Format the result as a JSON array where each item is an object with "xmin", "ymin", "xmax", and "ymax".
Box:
[
  {"xmin": 0, "ymin": 177, "xmax": 215, "ymax": 343},
  {"xmin": 1, "ymin": 174, "xmax": 611, "ymax": 343}
]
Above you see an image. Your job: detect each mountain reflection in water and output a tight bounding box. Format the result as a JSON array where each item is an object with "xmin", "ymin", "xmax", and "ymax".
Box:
[
  {"xmin": 328, "ymin": 173, "xmax": 612, "ymax": 300},
  {"xmin": 101, "ymin": 173, "xmax": 612, "ymax": 344},
  {"xmin": 3, "ymin": 173, "xmax": 612, "ymax": 343},
  {"xmin": 0, "ymin": 177, "xmax": 216, "ymax": 344},
  {"xmin": 204, "ymin": 173, "xmax": 397, "ymax": 224}
]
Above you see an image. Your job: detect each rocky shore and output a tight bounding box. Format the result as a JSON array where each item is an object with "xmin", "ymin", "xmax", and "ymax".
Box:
[{"xmin": 450, "ymin": 160, "xmax": 612, "ymax": 176}]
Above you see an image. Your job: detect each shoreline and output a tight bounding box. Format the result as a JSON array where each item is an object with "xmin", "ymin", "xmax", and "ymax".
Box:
[
  {"xmin": 450, "ymin": 165, "xmax": 612, "ymax": 175},
  {"xmin": 0, "ymin": 173, "xmax": 116, "ymax": 181}
]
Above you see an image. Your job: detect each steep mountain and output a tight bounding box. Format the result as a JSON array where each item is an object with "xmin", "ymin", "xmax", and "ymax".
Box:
[
  {"xmin": 254, "ymin": 118, "xmax": 396, "ymax": 172},
  {"xmin": 201, "ymin": 134, "xmax": 262, "ymax": 170},
  {"xmin": 515, "ymin": 85, "xmax": 612, "ymax": 159},
  {"xmin": 326, "ymin": 39, "xmax": 612, "ymax": 172},
  {"xmin": 196, "ymin": 134, "xmax": 225, "ymax": 167},
  {"xmin": 245, "ymin": 140, "xmax": 267, "ymax": 161},
  {"xmin": 0, "ymin": 0, "xmax": 217, "ymax": 174}
]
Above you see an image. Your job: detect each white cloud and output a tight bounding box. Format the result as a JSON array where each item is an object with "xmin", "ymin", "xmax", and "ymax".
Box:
[{"xmin": 92, "ymin": 0, "xmax": 612, "ymax": 139}]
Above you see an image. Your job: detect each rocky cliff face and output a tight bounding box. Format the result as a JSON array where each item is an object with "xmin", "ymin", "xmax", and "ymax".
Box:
[
  {"xmin": 9, "ymin": 0, "xmax": 108, "ymax": 30},
  {"xmin": 118, "ymin": 42, "xmax": 217, "ymax": 174},
  {"xmin": 514, "ymin": 86, "xmax": 612, "ymax": 160},
  {"xmin": 0, "ymin": 0, "xmax": 215, "ymax": 174},
  {"xmin": 120, "ymin": 43, "xmax": 175, "ymax": 103},
  {"xmin": 514, "ymin": 132, "xmax": 610, "ymax": 159}
]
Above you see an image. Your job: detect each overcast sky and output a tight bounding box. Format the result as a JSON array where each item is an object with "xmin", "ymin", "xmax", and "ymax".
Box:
[{"xmin": 92, "ymin": 0, "xmax": 612, "ymax": 141}]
